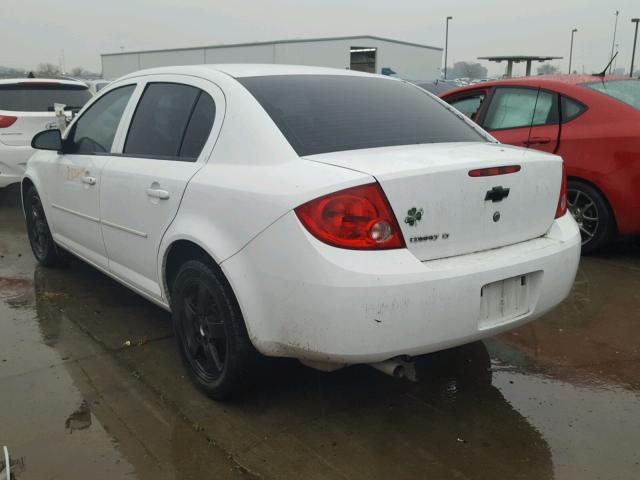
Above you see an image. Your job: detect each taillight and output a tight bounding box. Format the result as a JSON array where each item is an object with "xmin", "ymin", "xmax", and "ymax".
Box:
[
  {"xmin": 295, "ymin": 183, "xmax": 405, "ymax": 250},
  {"xmin": 0, "ymin": 115, "xmax": 17, "ymax": 128},
  {"xmin": 555, "ymin": 163, "xmax": 567, "ymax": 218}
]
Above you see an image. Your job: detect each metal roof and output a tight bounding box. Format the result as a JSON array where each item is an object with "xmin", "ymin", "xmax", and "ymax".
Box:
[{"xmin": 102, "ymin": 35, "xmax": 442, "ymax": 57}]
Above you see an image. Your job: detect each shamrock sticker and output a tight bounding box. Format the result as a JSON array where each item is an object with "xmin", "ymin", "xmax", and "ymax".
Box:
[{"xmin": 404, "ymin": 207, "xmax": 423, "ymax": 227}]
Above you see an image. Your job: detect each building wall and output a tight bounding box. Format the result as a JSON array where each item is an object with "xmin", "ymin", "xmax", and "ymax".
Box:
[{"xmin": 101, "ymin": 37, "xmax": 441, "ymax": 82}]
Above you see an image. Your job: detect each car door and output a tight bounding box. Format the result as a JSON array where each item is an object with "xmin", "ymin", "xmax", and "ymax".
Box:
[
  {"xmin": 44, "ymin": 84, "xmax": 136, "ymax": 268},
  {"xmin": 99, "ymin": 77, "xmax": 224, "ymax": 300},
  {"xmin": 479, "ymin": 87, "xmax": 560, "ymax": 154}
]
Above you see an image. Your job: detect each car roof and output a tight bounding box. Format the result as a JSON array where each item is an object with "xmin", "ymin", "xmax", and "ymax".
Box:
[
  {"xmin": 442, "ymin": 74, "xmax": 631, "ymax": 96},
  {"xmin": 119, "ymin": 63, "xmax": 390, "ymax": 81},
  {"xmin": 0, "ymin": 77, "xmax": 88, "ymax": 87}
]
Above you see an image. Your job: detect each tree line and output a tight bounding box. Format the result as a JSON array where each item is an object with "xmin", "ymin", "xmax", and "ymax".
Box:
[{"xmin": 0, "ymin": 64, "xmax": 101, "ymax": 79}]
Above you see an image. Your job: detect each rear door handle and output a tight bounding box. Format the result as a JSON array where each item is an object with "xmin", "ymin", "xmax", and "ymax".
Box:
[
  {"xmin": 146, "ymin": 188, "xmax": 170, "ymax": 200},
  {"xmin": 81, "ymin": 176, "xmax": 96, "ymax": 185},
  {"xmin": 524, "ymin": 136, "xmax": 551, "ymax": 146}
]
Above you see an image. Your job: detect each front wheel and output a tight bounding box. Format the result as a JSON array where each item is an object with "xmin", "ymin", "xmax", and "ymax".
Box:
[
  {"xmin": 567, "ymin": 180, "xmax": 615, "ymax": 254},
  {"xmin": 25, "ymin": 186, "xmax": 69, "ymax": 267},
  {"xmin": 171, "ymin": 260, "xmax": 262, "ymax": 399}
]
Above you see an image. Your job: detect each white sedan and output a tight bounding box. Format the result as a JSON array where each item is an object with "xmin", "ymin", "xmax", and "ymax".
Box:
[{"xmin": 23, "ymin": 65, "xmax": 581, "ymax": 398}]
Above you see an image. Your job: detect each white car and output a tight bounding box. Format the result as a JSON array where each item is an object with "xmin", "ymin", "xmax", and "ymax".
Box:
[
  {"xmin": 0, "ymin": 78, "xmax": 91, "ymax": 189},
  {"xmin": 23, "ymin": 65, "xmax": 581, "ymax": 398}
]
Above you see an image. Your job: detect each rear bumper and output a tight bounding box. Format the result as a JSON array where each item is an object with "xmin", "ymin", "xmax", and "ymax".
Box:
[
  {"xmin": 0, "ymin": 145, "xmax": 33, "ymax": 188},
  {"xmin": 222, "ymin": 212, "xmax": 581, "ymax": 364}
]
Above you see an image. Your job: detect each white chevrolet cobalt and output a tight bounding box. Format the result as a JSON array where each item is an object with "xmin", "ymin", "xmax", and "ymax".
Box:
[{"xmin": 23, "ymin": 65, "xmax": 581, "ymax": 398}]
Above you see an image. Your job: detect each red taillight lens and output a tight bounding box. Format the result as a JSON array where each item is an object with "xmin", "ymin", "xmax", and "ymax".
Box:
[
  {"xmin": 555, "ymin": 163, "xmax": 568, "ymax": 218},
  {"xmin": 0, "ymin": 115, "xmax": 17, "ymax": 128},
  {"xmin": 295, "ymin": 183, "xmax": 405, "ymax": 250}
]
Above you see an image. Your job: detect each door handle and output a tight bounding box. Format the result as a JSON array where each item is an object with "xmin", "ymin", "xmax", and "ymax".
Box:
[
  {"xmin": 81, "ymin": 176, "xmax": 96, "ymax": 185},
  {"xmin": 146, "ymin": 188, "xmax": 170, "ymax": 200},
  {"xmin": 524, "ymin": 136, "xmax": 551, "ymax": 146}
]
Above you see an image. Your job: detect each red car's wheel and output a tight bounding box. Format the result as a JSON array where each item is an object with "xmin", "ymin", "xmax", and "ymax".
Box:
[{"xmin": 567, "ymin": 180, "xmax": 615, "ymax": 254}]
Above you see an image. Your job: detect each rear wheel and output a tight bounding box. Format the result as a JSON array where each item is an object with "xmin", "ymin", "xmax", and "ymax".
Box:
[
  {"xmin": 25, "ymin": 186, "xmax": 69, "ymax": 267},
  {"xmin": 171, "ymin": 259, "xmax": 261, "ymax": 399},
  {"xmin": 567, "ymin": 180, "xmax": 615, "ymax": 254}
]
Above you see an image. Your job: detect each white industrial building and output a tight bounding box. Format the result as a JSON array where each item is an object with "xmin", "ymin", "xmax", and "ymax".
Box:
[{"xmin": 101, "ymin": 36, "xmax": 442, "ymax": 82}]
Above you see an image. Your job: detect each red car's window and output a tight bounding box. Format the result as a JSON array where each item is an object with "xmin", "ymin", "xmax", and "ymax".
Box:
[{"xmin": 583, "ymin": 79, "xmax": 640, "ymax": 111}]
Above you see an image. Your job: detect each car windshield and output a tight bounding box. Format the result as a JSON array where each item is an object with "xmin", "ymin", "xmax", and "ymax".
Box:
[
  {"xmin": 238, "ymin": 74, "xmax": 486, "ymax": 156},
  {"xmin": 0, "ymin": 83, "xmax": 92, "ymax": 112},
  {"xmin": 582, "ymin": 79, "xmax": 640, "ymax": 110}
]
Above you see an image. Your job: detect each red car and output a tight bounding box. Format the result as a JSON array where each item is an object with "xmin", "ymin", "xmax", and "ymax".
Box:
[{"xmin": 440, "ymin": 75, "xmax": 640, "ymax": 253}]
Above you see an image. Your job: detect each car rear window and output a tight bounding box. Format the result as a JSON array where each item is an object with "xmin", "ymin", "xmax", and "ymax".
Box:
[
  {"xmin": 0, "ymin": 83, "xmax": 92, "ymax": 112},
  {"xmin": 238, "ymin": 75, "xmax": 485, "ymax": 156},
  {"xmin": 582, "ymin": 79, "xmax": 640, "ymax": 110}
]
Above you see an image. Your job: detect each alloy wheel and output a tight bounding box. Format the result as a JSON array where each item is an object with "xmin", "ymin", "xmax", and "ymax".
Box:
[
  {"xmin": 567, "ymin": 188, "xmax": 599, "ymax": 246},
  {"xmin": 180, "ymin": 280, "xmax": 228, "ymax": 382}
]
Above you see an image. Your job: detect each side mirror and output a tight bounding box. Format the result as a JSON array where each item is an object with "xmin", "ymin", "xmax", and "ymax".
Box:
[{"xmin": 31, "ymin": 129, "xmax": 63, "ymax": 151}]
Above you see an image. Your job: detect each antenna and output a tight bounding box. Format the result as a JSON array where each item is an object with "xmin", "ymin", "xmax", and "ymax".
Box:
[{"xmin": 593, "ymin": 51, "xmax": 618, "ymax": 77}]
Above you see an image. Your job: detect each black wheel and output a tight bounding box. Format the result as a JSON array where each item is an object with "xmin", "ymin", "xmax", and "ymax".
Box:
[
  {"xmin": 567, "ymin": 180, "xmax": 615, "ymax": 254},
  {"xmin": 25, "ymin": 186, "xmax": 69, "ymax": 267},
  {"xmin": 171, "ymin": 259, "xmax": 261, "ymax": 399}
]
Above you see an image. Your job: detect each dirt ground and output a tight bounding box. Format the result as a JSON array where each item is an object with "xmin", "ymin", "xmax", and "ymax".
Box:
[{"xmin": 1, "ymin": 184, "xmax": 639, "ymax": 479}]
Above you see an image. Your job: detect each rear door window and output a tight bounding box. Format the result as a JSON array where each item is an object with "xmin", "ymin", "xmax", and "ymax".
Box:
[
  {"xmin": 65, "ymin": 85, "xmax": 135, "ymax": 155},
  {"xmin": 0, "ymin": 83, "xmax": 91, "ymax": 112},
  {"xmin": 448, "ymin": 93, "xmax": 486, "ymax": 120},
  {"xmin": 238, "ymin": 75, "xmax": 485, "ymax": 156},
  {"xmin": 124, "ymin": 83, "xmax": 215, "ymax": 161},
  {"xmin": 482, "ymin": 87, "xmax": 558, "ymax": 131}
]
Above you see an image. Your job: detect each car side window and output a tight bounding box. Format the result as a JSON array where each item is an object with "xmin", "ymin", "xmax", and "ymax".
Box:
[
  {"xmin": 560, "ymin": 96, "xmax": 586, "ymax": 123},
  {"xmin": 482, "ymin": 88, "xmax": 558, "ymax": 131},
  {"xmin": 65, "ymin": 85, "xmax": 135, "ymax": 154},
  {"xmin": 124, "ymin": 83, "xmax": 215, "ymax": 161},
  {"xmin": 449, "ymin": 94, "xmax": 485, "ymax": 120},
  {"xmin": 179, "ymin": 92, "xmax": 216, "ymax": 158}
]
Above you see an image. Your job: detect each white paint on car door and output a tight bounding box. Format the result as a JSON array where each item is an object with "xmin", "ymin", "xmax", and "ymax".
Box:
[
  {"xmin": 99, "ymin": 75, "xmax": 225, "ymax": 300},
  {"xmin": 45, "ymin": 84, "xmax": 138, "ymax": 269}
]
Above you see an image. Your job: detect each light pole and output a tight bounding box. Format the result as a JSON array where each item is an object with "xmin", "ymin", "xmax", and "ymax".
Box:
[
  {"xmin": 569, "ymin": 28, "xmax": 577, "ymax": 74},
  {"xmin": 631, "ymin": 18, "xmax": 640, "ymax": 77},
  {"xmin": 610, "ymin": 10, "xmax": 619, "ymax": 74},
  {"xmin": 444, "ymin": 16, "xmax": 452, "ymax": 79}
]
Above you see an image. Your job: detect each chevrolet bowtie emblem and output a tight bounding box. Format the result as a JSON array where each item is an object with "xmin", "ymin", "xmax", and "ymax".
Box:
[{"xmin": 485, "ymin": 186, "xmax": 510, "ymax": 202}]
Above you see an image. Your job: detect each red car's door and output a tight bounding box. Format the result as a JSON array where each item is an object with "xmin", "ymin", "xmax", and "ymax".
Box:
[{"xmin": 479, "ymin": 87, "xmax": 560, "ymax": 154}]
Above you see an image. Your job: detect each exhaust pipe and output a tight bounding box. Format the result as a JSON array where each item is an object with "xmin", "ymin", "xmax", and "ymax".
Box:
[{"xmin": 370, "ymin": 356, "xmax": 416, "ymax": 381}]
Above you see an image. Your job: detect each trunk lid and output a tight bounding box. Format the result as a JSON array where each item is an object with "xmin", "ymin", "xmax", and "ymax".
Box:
[{"xmin": 306, "ymin": 142, "xmax": 562, "ymax": 261}]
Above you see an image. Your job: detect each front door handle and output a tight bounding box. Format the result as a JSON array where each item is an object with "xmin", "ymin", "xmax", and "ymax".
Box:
[
  {"xmin": 146, "ymin": 188, "xmax": 170, "ymax": 200},
  {"xmin": 81, "ymin": 176, "xmax": 96, "ymax": 185},
  {"xmin": 524, "ymin": 136, "xmax": 551, "ymax": 146}
]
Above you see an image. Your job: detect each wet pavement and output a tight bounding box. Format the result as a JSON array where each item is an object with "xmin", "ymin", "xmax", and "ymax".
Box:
[{"xmin": 1, "ymin": 183, "xmax": 639, "ymax": 479}]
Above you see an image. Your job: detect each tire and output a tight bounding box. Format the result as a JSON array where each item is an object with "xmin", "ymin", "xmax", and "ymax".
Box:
[
  {"xmin": 171, "ymin": 259, "xmax": 261, "ymax": 399},
  {"xmin": 24, "ymin": 186, "xmax": 70, "ymax": 267},
  {"xmin": 567, "ymin": 180, "xmax": 615, "ymax": 254}
]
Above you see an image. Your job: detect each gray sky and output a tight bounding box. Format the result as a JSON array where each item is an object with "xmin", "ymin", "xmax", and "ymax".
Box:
[{"xmin": 1, "ymin": 0, "xmax": 638, "ymax": 77}]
